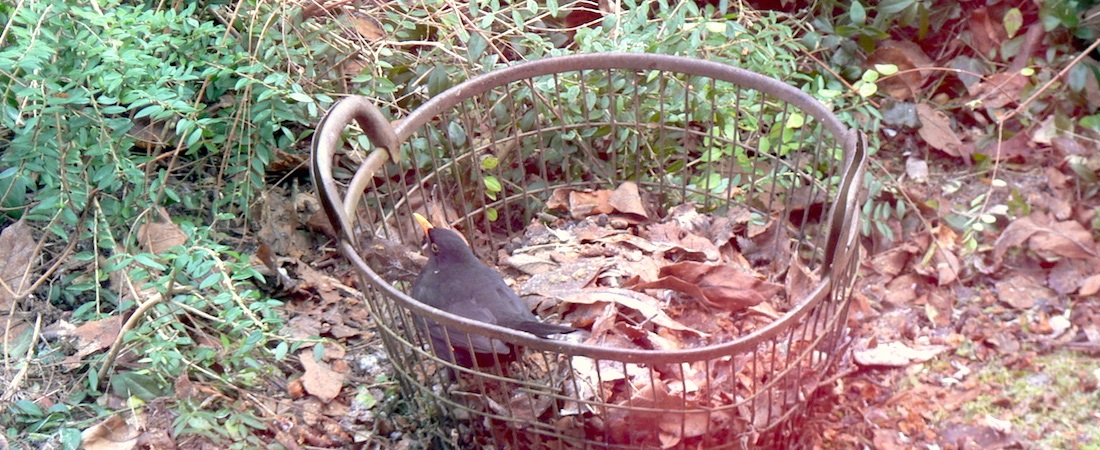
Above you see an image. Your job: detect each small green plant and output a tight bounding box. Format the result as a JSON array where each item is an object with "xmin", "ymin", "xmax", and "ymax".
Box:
[
  {"xmin": 6, "ymin": 400, "xmax": 81, "ymax": 449},
  {"xmin": 960, "ymin": 352, "xmax": 1100, "ymax": 448}
]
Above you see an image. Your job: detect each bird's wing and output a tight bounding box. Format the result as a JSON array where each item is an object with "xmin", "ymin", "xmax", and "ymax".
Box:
[{"xmin": 441, "ymin": 297, "xmax": 512, "ymax": 354}]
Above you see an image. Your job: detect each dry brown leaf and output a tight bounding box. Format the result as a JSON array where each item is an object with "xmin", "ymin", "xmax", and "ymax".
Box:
[
  {"xmin": 994, "ymin": 212, "xmax": 1098, "ymax": 263},
  {"xmin": 929, "ymin": 226, "xmax": 960, "ymax": 286},
  {"xmin": 62, "ymin": 315, "xmax": 123, "ymax": 370},
  {"xmin": 916, "ymin": 103, "xmax": 965, "ymax": 157},
  {"xmin": 853, "ymin": 341, "xmax": 949, "ymax": 367},
  {"xmin": 1080, "ymin": 273, "xmax": 1100, "ymax": 297},
  {"xmin": 607, "ymin": 181, "xmax": 648, "ymax": 219},
  {"xmin": 867, "ymin": 40, "xmax": 933, "ymax": 100},
  {"xmin": 299, "ymin": 350, "xmax": 346, "ymax": 403},
  {"xmin": 978, "ymin": 128, "xmax": 1035, "ymax": 161},
  {"xmin": 968, "ymin": 7, "xmax": 1007, "ymax": 55},
  {"xmin": 970, "ymin": 72, "xmax": 1028, "ymax": 109},
  {"xmin": 268, "ymin": 148, "xmax": 310, "ymax": 174},
  {"xmin": 501, "ymin": 253, "xmax": 558, "ymax": 275},
  {"xmin": 558, "ymin": 287, "xmax": 709, "ymax": 336},
  {"xmin": 0, "ymin": 219, "xmax": 36, "ymax": 306},
  {"xmin": 570, "ymin": 218, "xmax": 623, "ymax": 243},
  {"xmin": 0, "ymin": 220, "xmax": 35, "ymax": 360},
  {"xmin": 643, "ymin": 221, "xmax": 721, "ymax": 261},
  {"xmin": 1029, "ymin": 218, "xmax": 1097, "ymax": 260},
  {"xmin": 519, "ymin": 258, "xmax": 608, "ymax": 297},
  {"xmin": 569, "ymin": 189, "xmax": 614, "ymax": 219},
  {"xmin": 546, "ymin": 187, "xmax": 572, "ymax": 211},
  {"xmin": 994, "ymin": 215, "xmax": 1042, "ymax": 261},
  {"xmin": 347, "ymin": 11, "xmax": 385, "ymax": 41},
  {"xmin": 82, "ymin": 414, "xmax": 139, "ymax": 450},
  {"xmin": 1048, "ymin": 259, "xmax": 1094, "ymax": 295},
  {"xmin": 995, "ymin": 272, "xmax": 1055, "ymax": 309},
  {"xmin": 127, "ymin": 118, "xmax": 173, "ymax": 150},
  {"xmin": 614, "ymin": 379, "xmax": 711, "ymax": 448},
  {"xmin": 635, "ymin": 261, "xmax": 781, "ymax": 312},
  {"xmin": 869, "ymin": 244, "xmax": 914, "ymax": 277},
  {"xmin": 883, "ymin": 273, "xmax": 921, "ymax": 308},
  {"xmin": 139, "ymin": 207, "xmax": 187, "ymax": 254},
  {"xmin": 784, "ymin": 257, "xmax": 818, "ymax": 311},
  {"xmin": 925, "ymin": 288, "xmax": 955, "ymax": 327}
]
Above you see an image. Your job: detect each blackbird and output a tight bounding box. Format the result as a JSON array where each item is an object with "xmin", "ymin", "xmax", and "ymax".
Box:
[{"xmin": 410, "ymin": 213, "xmax": 575, "ymax": 369}]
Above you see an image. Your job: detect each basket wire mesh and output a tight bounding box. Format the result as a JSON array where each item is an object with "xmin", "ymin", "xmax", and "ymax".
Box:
[{"xmin": 313, "ymin": 53, "xmax": 867, "ymax": 449}]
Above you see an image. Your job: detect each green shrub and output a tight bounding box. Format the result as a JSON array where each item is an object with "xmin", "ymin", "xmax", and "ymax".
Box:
[{"xmin": 0, "ymin": 0, "xmax": 334, "ymax": 445}]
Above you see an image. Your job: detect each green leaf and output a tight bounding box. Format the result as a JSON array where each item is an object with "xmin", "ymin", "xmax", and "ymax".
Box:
[
  {"xmin": 483, "ymin": 175, "xmax": 502, "ymax": 193},
  {"xmin": 1080, "ymin": 114, "xmax": 1100, "ymax": 132},
  {"xmin": 13, "ymin": 399, "xmax": 44, "ymax": 417},
  {"xmin": 134, "ymin": 104, "xmax": 164, "ymax": 119},
  {"xmin": 273, "ymin": 341, "xmax": 289, "ymax": 360},
  {"xmin": 110, "ymin": 371, "xmax": 169, "ymax": 402},
  {"xmin": 199, "ymin": 272, "xmax": 221, "ymax": 289},
  {"xmin": 850, "ymin": 1, "xmax": 866, "ymax": 25},
  {"xmin": 1003, "ymin": 8, "xmax": 1023, "ymax": 38},
  {"xmin": 59, "ymin": 427, "xmax": 83, "ymax": 450},
  {"xmin": 133, "ymin": 253, "xmax": 167, "ymax": 270},
  {"xmin": 467, "ymin": 33, "xmax": 488, "ymax": 62},
  {"xmin": 857, "ymin": 81, "xmax": 877, "ymax": 97},
  {"xmin": 873, "ymin": 64, "xmax": 899, "ymax": 76},
  {"xmin": 481, "ymin": 155, "xmax": 499, "ymax": 170},
  {"xmin": 355, "ymin": 386, "xmax": 379, "ymax": 409},
  {"xmin": 784, "ymin": 113, "xmax": 804, "ymax": 129},
  {"xmin": 877, "ymin": 0, "xmax": 915, "ymax": 15},
  {"xmin": 447, "ymin": 121, "xmax": 467, "ymax": 145},
  {"xmin": 1039, "ymin": 0, "xmax": 1077, "ymax": 31}
]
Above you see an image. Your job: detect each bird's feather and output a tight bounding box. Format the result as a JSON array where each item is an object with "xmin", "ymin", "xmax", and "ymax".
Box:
[{"xmin": 409, "ymin": 226, "xmax": 575, "ymax": 368}]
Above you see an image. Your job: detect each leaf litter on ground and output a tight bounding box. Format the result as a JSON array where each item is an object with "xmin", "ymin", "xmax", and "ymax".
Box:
[{"xmin": 444, "ymin": 182, "xmax": 832, "ymax": 448}]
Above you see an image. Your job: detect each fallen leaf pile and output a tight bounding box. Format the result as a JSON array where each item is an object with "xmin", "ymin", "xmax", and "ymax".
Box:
[
  {"xmin": 830, "ymin": 164, "xmax": 1100, "ymax": 447},
  {"xmin": 528, "ymin": 183, "xmax": 805, "ymax": 342},
  {"xmin": 446, "ymin": 182, "xmax": 836, "ymax": 448}
]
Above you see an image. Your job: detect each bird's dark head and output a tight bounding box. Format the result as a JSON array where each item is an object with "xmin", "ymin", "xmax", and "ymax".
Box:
[
  {"xmin": 414, "ymin": 213, "xmax": 479, "ymax": 265},
  {"xmin": 426, "ymin": 226, "xmax": 479, "ymax": 264}
]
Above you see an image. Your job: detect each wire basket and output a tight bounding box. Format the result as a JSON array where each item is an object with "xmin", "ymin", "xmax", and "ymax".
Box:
[{"xmin": 313, "ymin": 53, "xmax": 867, "ymax": 449}]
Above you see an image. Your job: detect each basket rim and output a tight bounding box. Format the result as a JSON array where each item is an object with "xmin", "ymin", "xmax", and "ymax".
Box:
[
  {"xmin": 393, "ymin": 52, "xmax": 849, "ymax": 142},
  {"xmin": 322, "ymin": 52, "xmax": 862, "ymax": 365}
]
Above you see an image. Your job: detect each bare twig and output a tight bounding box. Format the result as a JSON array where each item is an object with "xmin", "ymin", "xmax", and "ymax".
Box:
[
  {"xmin": 1, "ymin": 314, "xmax": 41, "ymax": 402},
  {"xmin": 94, "ymin": 289, "xmax": 167, "ymax": 388},
  {"xmin": 1002, "ymin": 37, "xmax": 1100, "ymax": 124}
]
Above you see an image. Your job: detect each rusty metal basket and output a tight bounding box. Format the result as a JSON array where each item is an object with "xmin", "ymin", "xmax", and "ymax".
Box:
[{"xmin": 312, "ymin": 53, "xmax": 867, "ymax": 449}]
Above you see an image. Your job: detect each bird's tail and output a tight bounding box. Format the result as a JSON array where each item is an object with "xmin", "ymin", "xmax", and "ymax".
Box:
[{"xmin": 517, "ymin": 321, "xmax": 577, "ymax": 337}]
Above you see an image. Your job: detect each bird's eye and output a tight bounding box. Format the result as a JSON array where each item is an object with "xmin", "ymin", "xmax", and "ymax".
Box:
[{"xmin": 430, "ymin": 243, "xmax": 440, "ymax": 253}]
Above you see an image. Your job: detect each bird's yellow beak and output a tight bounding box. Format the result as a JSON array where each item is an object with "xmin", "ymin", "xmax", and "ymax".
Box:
[{"xmin": 413, "ymin": 212, "xmax": 434, "ymax": 235}]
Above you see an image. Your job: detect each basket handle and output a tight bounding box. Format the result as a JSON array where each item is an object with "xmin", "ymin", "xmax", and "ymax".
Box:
[
  {"xmin": 311, "ymin": 95, "xmax": 400, "ymax": 245},
  {"xmin": 823, "ymin": 130, "xmax": 868, "ymax": 272}
]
